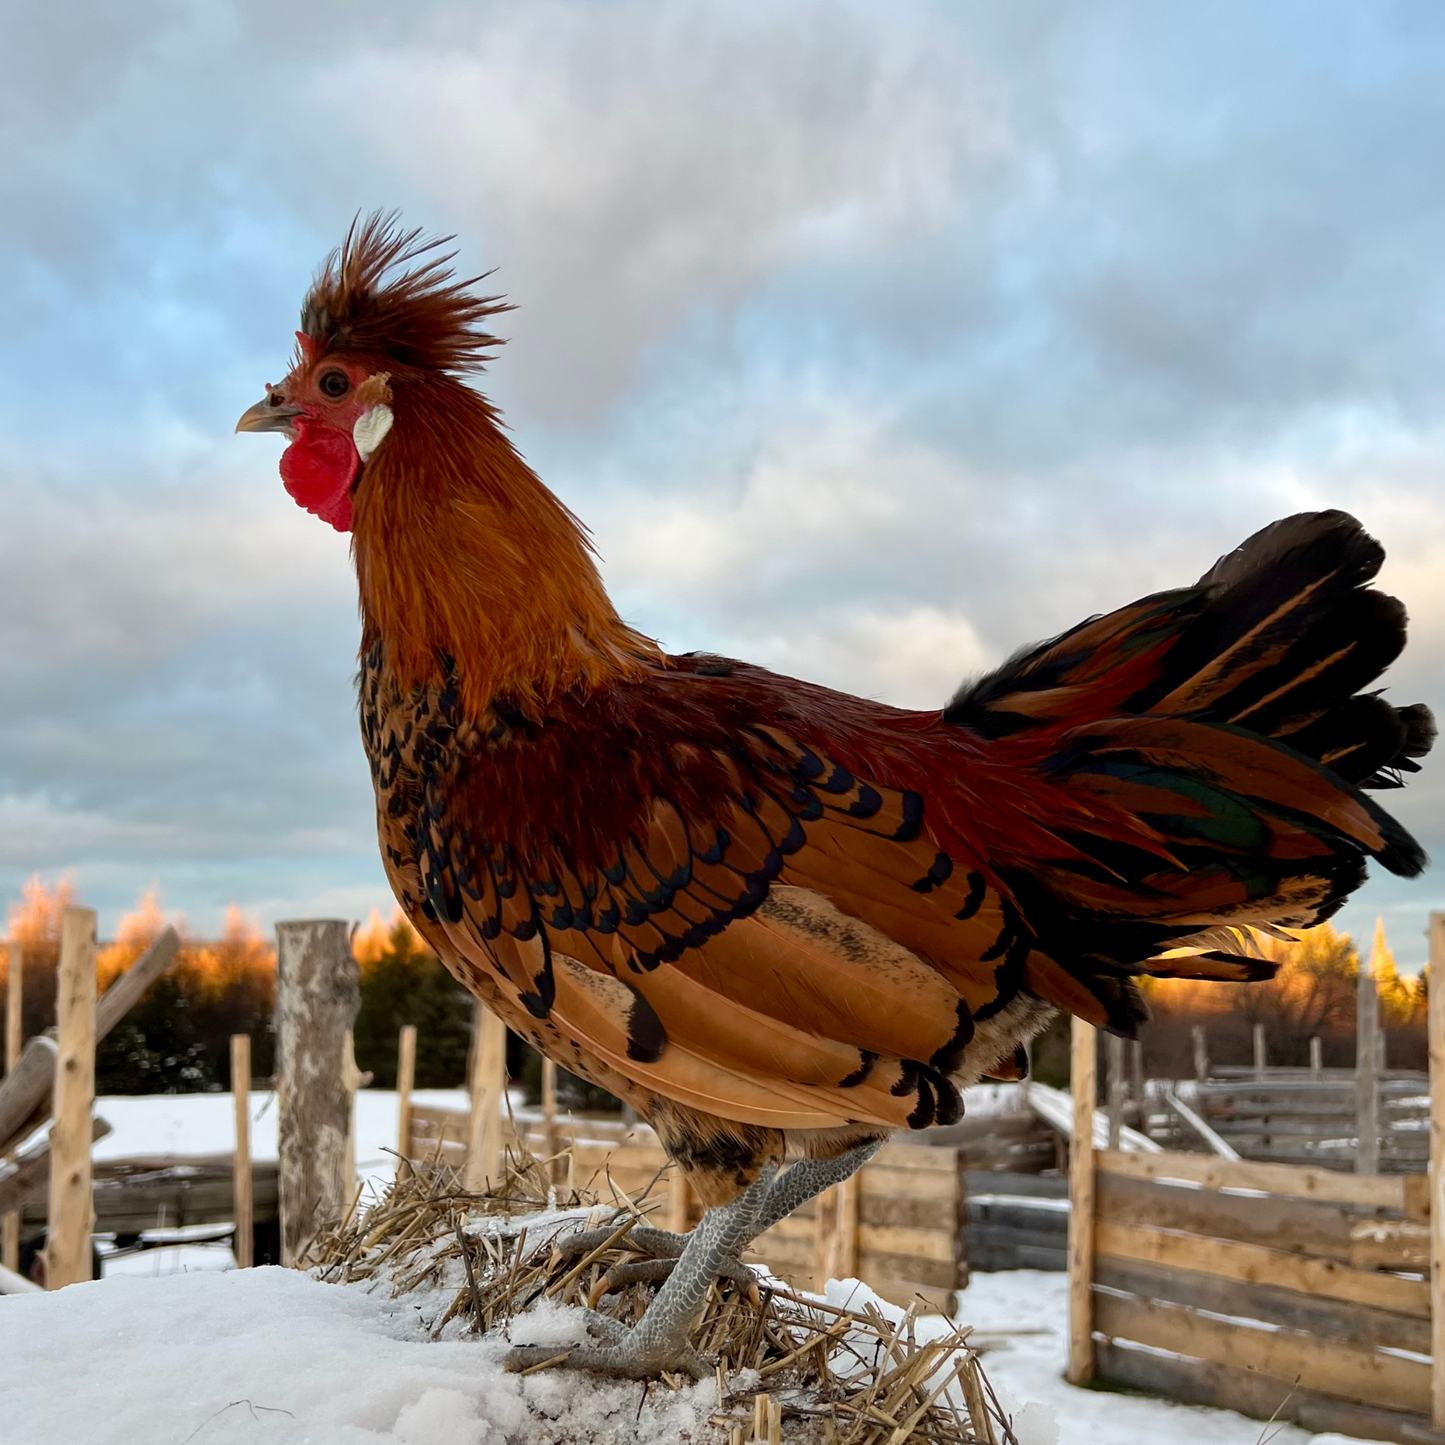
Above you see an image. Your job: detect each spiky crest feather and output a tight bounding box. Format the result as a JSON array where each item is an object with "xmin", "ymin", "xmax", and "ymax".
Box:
[{"xmin": 317, "ymin": 213, "xmax": 660, "ymax": 714}]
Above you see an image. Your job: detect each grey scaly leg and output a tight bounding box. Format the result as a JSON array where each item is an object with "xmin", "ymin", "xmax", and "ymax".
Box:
[
  {"xmin": 750, "ymin": 1139, "xmax": 886, "ymax": 1239},
  {"xmin": 562, "ymin": 1140, "xmax": 891, "ymax": 1312},
  {"xmin": 504, "ymin": 1163, "xmax": 778, "ymax": 1380}
]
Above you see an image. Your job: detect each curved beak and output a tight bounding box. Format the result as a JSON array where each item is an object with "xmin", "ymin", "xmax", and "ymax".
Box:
[{"xmin": 235, "ymin": 392, "xmax": 304, "ymax": 438}]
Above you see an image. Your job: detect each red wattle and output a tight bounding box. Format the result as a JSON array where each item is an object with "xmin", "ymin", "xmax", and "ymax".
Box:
[{"xmin": 279, "ymin": 421, "xmax": 358, "ymax": 532}]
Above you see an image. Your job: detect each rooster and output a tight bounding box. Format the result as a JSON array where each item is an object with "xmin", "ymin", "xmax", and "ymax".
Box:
[{"xmin": 239, "ymin": 216, "xmax": 1433, "ymax": 1379}]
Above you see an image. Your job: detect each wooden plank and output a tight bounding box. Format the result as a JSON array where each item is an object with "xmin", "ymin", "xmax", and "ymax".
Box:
[
  {"xmin": 963, "ymin": 1170, "xmax": 1067, "ymax": 1199},
  {"xmin": 1096, "ymin": 1146, "xmax": 1408, "ymax": 1211},
  {"xmin": 856, "ymin": 1249, "xmax": 956, "ymax": 1290},
  {"xmin": 1093, "ymin": 1288, "xmax": 1430, "ymax": 1415},
  {"xmin": 1067, "ymin": 1016, "xmax": 1096, "ymax": 1385},
  {"xmin": 395, "ymin": 1025, "xmax": 416, "ymax": 1160},
  {"xmin": 857, "ymin": 1194, "xmax": 957, "ymax": 1231},
  {"xmin": 1430, "ymin": 909, "xmax": 1445, "ymax": 1430},
  {"xmin": 1097, "ymin": 1171, "xmax": 1358, "ymax": 1262},
  {"xmin": 1096, "ymin": 1218, "xmax": 1430, "ymax": 1319},
  {"xmin": 465, "ymin": 1004, "xmax": 506, "ymax": 1191},
  {"xmin": 855, "ymin": 1221, "xmax": 952, "ymax": 1265},
  {"xmin": 0, "ymin": 1118, "xmax": 111, "ymax": 1215},
  {"xmin": 1352, "ymin": 1217, "xmax": 1429, "ymax": 1272},
  {"xmin": 1095, "ymin": 1339, "xmax": 1444, "ymax": 1445},
  {"xmin": 1095, "ymin": 1254, "xmax": 1430, "ymax": 1356},
  {"xmin": 859, "ymin": 1167, "xmax": 958, "ymax": 1201},
  {"xmin": 872, "ymin": 1141, "xmax": 960, "ymax": 1171},
  {"xmin": 231, "ymin": 1035, "xmax": 252, "ymax": 1269}
]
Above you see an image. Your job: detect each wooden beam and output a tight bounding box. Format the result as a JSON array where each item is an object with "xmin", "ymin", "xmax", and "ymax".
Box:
[
  {"xmin": 1094, "ymin": 1288, "xmax": 1429, "ymax": 1415},
  {"xmin": 0, "ymin": 1117, "xmax": 111, "ymax": 1216},
  {"xmin": 1310, "ymin": 1036, "xmax": 1323, "ymax": 1075},
  {"xmin": 95, "ymin": 926, "xmax": 180, "ymax": 1040},
  {"xmin": 1097, "ymin": 1146, "xmax": 1410, "ymax": 1211},
  {"xmin": 396, "ymin": 1025, "xmax": 416, "ymax": 1162},
  {"xmin": 1161, "ymin": 1087, "xmax": 1239, "ymax": 1160},
  {"xmin": 1096, "ymin": 1218, "xmax": 1429, "ymax": 1319},
  {"xmin": 231, "ymin": 1034, "xmax": 252, "ymax": 1269},
  {"xmin": 464, "ymin": 1004, "xmax": 506, "ymax": 1192},
  {"xmin": 1253, "ymin": 1023, "xmax": 1267, "ymax": 1078},
  {"xmin": 1067, "ymin": 1016, "xmax": 1096, "ymax": 1385},
  {"xmin": 1428, "ymin": 909, "xmax": 1445, "ymax": 1429},
  {"xmin": 1096, "ymin": 1253, "xmax": 1430, "ymax": 1356},
  {"xmin": 3, "ymin": 940, "xmax": 21, "ymax": 1274},
  {"xmin": 275, "ymin": 919, "xmax": 359, "ymax": 1265},
  {"xmin": 0, "ymin": 925, "xmax": 179, "ymax": 1158},
  {"xmin": 46, "ymin": 907, "xmax": 96, "ymax": 1289}
]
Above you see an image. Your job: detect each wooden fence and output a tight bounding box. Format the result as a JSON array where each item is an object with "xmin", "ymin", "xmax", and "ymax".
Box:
[
  {"xmin": 1183, "ymin": 1073, "xmax": 1428, "ymax": 1173},
  {"xmin": 404, "ymin": 1101, "xmax": 968, "ymax": 1313},
  {"xmin": 1069, "ymin": 1001, "xmax": 1444, "ymax": 1444}
]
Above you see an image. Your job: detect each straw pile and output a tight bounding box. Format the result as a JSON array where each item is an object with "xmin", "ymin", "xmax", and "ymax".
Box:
[{"xmin": 308, "ymin": 1145, "xmax": 1017, "ymax": 1444}]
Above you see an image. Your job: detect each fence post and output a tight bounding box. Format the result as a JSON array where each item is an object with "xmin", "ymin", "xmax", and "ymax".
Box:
[
  {"xmin": 1357, "ymin": 922, "xmax": 1384, "ymax": 1176},
  {"xmin": 1067, "ymin": 1016, "xmax": 1097, "ymax": 1385},
  {"xmin": 1191, "ymin": 1025, "xmax": 1208, "ymax": 1083},
  {"xmin": 1310, "ymin": 1036, "xmax": 1323, "ymax": 1075},
  {"xmin": 2, "ymin": 941, "xmax": 20, "ymax": 1274},
  {"xmin": 275, "ymin": 919, "xmax": 359, "ymax": 1265},
  {"xmin": 231, "ymin": 1034, "xmax": 253, "ymax": 1269},
  {"xmin": 540, "ymin": 1056, "xmax": 558, "ymax": 1183},
  {"xmin": 813, "ymin": 1173, "xmax": 860, "ymax": 1286},
  {"xmin": 396, "ymin": 1025, "xmax": 417, "ymax": 1162},
  {"xmin": 340, "ymin": 1028, "xmax": 372, "ymax": 1193},
  {"xmin": 1253, "ymin": 1024, "xmax": 1267, "ymax": 1077},
  {"xmin": 46, "ymin": 908, "xmax": 96, "ymax": 1289},
  {"xmin": 464, "ymin": 1004, "xmax": 506, "ymax": 1192},
  {"xmin": 1106, "ymin": 1034, "xmax": 1125, "ymax": 1151},
  {"xmin": 1429, "ymin": 911, "xmax": 1445, "ymax": 1429}
]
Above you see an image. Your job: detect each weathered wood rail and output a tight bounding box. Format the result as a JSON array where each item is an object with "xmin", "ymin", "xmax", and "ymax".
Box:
[{"xmin": 1070, "ymin": 1008, "xmax": 1441, "ymax": 1445}]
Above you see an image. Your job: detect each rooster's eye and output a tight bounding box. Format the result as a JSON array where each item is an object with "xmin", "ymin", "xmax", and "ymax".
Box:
[{"xmin": 318, "ymin": 370, "xmax": 350, "ymax": 399}]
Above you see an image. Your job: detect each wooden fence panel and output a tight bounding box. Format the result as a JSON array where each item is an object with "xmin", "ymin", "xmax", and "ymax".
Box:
[
  {"xmin": 1094, "ymin": 1289, "xmax": 1430, "ymax": 1416},
  {"xmin": 1096, "ymin": 1171, "xmax": 1360, "ymax": 1261},
  {"xmin": 1087, "ymin": 1140, "xmax": 1437, "ymax": 1442}
]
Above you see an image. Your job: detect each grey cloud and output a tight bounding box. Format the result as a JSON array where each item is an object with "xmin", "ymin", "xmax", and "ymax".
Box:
[{"xmin": 1, "ymin": 0, "xmax": 1443, "ymax": 964}]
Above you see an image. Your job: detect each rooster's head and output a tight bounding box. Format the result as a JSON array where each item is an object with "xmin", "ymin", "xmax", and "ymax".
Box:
[{"xmin": 235, "ymin": 212, "xmax": 509, "ymax": 532}]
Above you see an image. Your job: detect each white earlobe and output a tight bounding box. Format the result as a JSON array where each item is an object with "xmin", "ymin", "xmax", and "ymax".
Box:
[{"xmin": 353, "ymin": 404, "xmax": 394, "ymax": 462}]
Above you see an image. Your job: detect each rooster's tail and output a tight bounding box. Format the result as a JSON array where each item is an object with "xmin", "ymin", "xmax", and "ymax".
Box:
[{"xmin": 946, "ymin": 510, "xmax": 1434, "ymax": 1032}]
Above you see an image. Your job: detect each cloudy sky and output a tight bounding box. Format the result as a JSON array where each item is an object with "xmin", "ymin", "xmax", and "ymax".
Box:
[{"xmin": 2, "ymin": 1, "xmax": 1444, "ymax": 965}]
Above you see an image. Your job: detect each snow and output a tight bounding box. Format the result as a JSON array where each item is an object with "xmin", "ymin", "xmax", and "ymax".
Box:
[
  {"xmin": 0, "ymin": 1092, "xmax": 1395, "ymax": 1442},
  {"xmin": 0, "ymin": 1252, "xmax": 1381, "ymax": 1444},
  {"xmin": 90, "ymin": 1089, "xmax": 468, "ymax": 1186}
]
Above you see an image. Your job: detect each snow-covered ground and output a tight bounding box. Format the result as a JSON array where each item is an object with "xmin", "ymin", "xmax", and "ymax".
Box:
[
  {"xmin": 0, "ymin": 1259, "xmax": 1370, "ymax": 1445},
  {"xmin": 0, "ymin": 1091, "xmax": 1389, "ymax": 1443}
]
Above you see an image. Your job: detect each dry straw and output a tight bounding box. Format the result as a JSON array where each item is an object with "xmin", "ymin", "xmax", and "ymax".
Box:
[{"xmin": 308, "ymin": 1141, "xmax": 1015, "ymax": 1444}]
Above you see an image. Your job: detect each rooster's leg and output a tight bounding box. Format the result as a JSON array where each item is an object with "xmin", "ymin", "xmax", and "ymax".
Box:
[
  {"xmin": 582, "ymin": 1140, "xmax": 886, "ymax": 1306},
  {"xmin": 751, "ymin": 1139, "xmax": 886, "ymax": 1237},
  {"xmin": 504, "ymin": 1164, "xmax": 777, "ymax": 1380}
]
